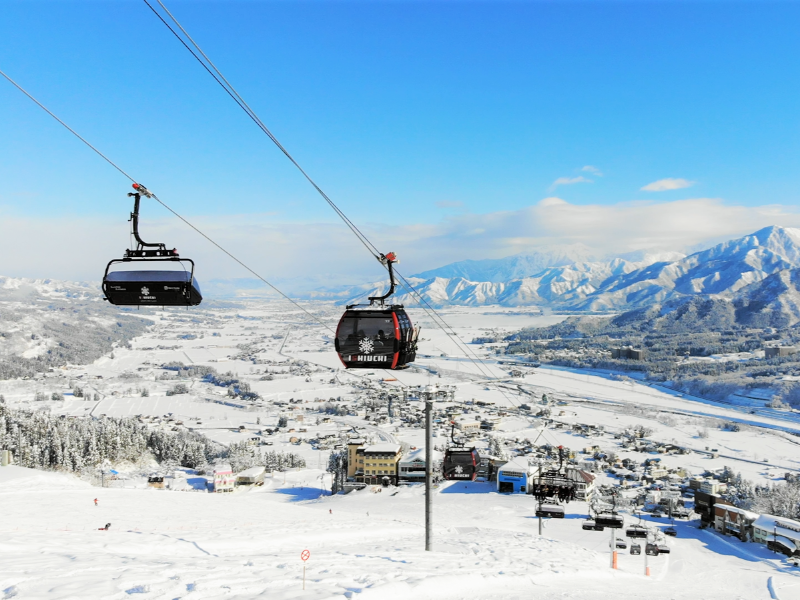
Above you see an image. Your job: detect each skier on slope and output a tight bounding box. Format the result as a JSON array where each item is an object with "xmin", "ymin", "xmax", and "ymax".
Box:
[{"xmin": 94, "ymin": 498, "xmax": 98, "ymax": 506}]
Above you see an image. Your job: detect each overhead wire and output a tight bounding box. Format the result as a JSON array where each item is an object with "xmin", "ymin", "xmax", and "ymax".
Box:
[
  {"xmin": 0, "ymin": 66, "xmax": 416, "ymax": 392},
  {"xmin": 146, "ymin": 0, "xmax": 527, "ymax": 407},
  {"xmin": 0, "ymin": 70, "xmax": 329, "ymax": 341},
  {"xmin": 143, "ymin": 0, "xmax": 382, "ymax": 262}
]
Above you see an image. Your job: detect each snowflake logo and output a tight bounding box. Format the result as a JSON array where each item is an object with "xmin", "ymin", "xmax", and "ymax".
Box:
[
  {"xmin": 141, "ymin": 287, "xmax": 150, "ymax": 295},
  {"xmin": 455, "ymin": 465, "xmax": 464, "ymax": 474},
  {"xmin": 359, "ymin": 338, "xmax": 374, "ymax": 354}
]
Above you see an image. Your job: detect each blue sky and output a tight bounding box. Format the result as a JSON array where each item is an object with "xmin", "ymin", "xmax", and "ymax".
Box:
[{"xmin": 2, "ymin": 1, "xmax": 800, "ymax": 285}]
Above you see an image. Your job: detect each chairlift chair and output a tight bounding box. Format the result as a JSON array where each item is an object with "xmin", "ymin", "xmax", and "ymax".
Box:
[
  {"xmin": 595, "ymin": 513, "xmax": 624, "ymax": 529},
  {"xmin": 645, "ymin": 543, "xmax": 660, "ymax": 556},
  {"xmin": 334, "ymin": 253, "xmax": 419, "ymax": 369},
  {"xmin": 536, "ymin": 503, "xmax": 565, "ymax": 518},
  {"xmin": 103, "ymin": 184, "xmax": 202, "ymax": 307},
  {"xmin": 626, "ymin": 524, "xmax": 649, "ymax": 539},
  {"xmin": 630, "ymin": 543, "xmax": 642, "ymax": 555}
]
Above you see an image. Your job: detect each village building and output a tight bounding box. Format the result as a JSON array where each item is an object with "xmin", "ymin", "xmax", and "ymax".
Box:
[
  {"xmin": 347, "ymin": 441, "xmax": 403, "ymax": 485},
  {"xmin": 497, "ymin": 458, "xmax": 534, "ymax": 494},
  {"xmin": 714, "ymin": 504, "xmax": 758, "ymax": 541},
  {"xmin": 346, "ymin": 438, "xmax": 366, "ymax": 478},
  {"xmin": 454, "ymin": 418, "xmax": 481, "ymax": 434},
  {"xmin": 753, "ymin": 515, "xmax": 800, "ymax": 556},
  {"xmin": 565, "ymin": 467, "xmax": 596, "ymax": 501},
  {"xmin": 213, "ymin": 465, "xmax": 235, "ymax": 493},
  {"xmin": 694, "ymin": 491, "xmax": 729, "ymax": 527},
  {"xmin": 398, "ymin": 448, "xmax": 442, "ymax": 483},
  {"xmin": 236, "ymin": 466, "xmax": 266, "ymax": 486}
]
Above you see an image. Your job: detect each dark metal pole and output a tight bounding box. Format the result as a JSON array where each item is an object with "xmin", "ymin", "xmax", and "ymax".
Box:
[{"xmin": 425, "ymin": 387, "xmax": 433, "ymax": 551}]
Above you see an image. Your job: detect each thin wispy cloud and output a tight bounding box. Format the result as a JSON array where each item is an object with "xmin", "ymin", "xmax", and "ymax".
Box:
[
  {"xmin": 581, "ymin": 165, "xmax": 603, "ymax": 176},
  {"xmin": 641, "ymin": 178, "xmax": 695, "ymax": 192},
  {"xmin": 549, "ymin": 175, "xmax": 592, "ymax": 190},
  {"xmin": 4, "ymin": 199, "xmax": 800, "ymax": 292}
]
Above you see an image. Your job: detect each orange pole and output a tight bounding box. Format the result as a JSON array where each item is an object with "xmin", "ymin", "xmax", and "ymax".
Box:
[
  {"xmin": 646, "ymin": 566, "xmax": 651, "ymax": 577},
  {"xmin": 612, "ymin": 551, "xmax": 618, "ymax": 570}
]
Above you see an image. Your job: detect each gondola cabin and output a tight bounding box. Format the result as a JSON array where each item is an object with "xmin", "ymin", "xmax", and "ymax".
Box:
[
  {"xmin": 335, "ymin": 252, "xmax": 419, "ymax": 370},
  {"xmin": 536, "ymin": 504, "xmax": 565, "ymax": 518},
  {"xmin": 595, "ymin": 513, "xmax": 624, "ymax": 529},
  {"xmin": 335, "ymin": 307, "xmax": 417, "ymax": 369},
  {"xmin": 442, "ymin": 447, "xmax": 480, "ymax": 481}
]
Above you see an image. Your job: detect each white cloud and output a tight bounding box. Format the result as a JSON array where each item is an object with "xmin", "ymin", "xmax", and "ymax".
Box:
[
  {"xmin": 3, "ymin": 198, "xmax": 800, "ymax": 293},
  {"xmin": 641, "ymin": 178, "xmax": 695, "ymax": 192},
  {"xmin": 581, "ymin": 165, "xmax": 603, "ymax": 176},
  {"xmin": 549, "ymin": 175, "xmax": 592, "ymax": 190},
  {"xmin": 538, "ymin": 197, "xmax": 568, "ymax": 207}
]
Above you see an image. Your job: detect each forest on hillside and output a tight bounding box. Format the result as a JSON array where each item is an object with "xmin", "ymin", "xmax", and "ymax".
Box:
[{"xmin": 502, "ymin": 297, "xmax": 800, "ymax": 406}]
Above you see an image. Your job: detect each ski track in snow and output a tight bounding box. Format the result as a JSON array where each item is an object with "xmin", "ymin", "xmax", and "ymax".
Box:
[{"xmin": 0, "ymin": 467, "xmax": 797, "ymax": 599}]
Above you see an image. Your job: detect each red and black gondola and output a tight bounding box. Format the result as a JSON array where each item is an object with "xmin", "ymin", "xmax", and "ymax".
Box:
[
  {"xmin": 334, "ymin": 253, "xmax": 418, "ymax": 370},
  {"xmin": 442, "ymin": 447, "xmax": 480, "ymax": 481}
]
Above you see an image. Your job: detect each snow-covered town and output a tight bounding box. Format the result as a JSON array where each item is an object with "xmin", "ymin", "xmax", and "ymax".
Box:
[{"xmin": 2, "ymin": 298, "xmax": 800, "ymax": 598}]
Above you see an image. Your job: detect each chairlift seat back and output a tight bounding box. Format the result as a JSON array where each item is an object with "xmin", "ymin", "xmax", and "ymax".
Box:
[
  {"xmin": 595, "ymin": 514, "xmax": 624, "ymax": 528},
  {"xmin": 626, "ymin": 526, "xmax": 648, "ymax": 538},
  {"xmin": 103, "ymin": 268, "xmax": 202, "ymax": 306},
  {"xmin": 536, "ymin": 504, "xmax": 565, "ymax": 518}
]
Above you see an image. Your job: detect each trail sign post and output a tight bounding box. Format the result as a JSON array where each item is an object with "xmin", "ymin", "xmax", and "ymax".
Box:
[{"xmin": 301, "ymin": 549, "xmax": 310, "ymax": 589}]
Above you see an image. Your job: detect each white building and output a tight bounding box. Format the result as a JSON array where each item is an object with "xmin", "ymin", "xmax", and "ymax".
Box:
[
  {"xmin": 236, "ymin": 466, "xmax": 266, "ymax": 485},
  {"xmin": 398, "ymin": 448, "xmax": 442, "ymax": 482},
  {"xmin": 455, "ymin": 418, "xmax": 481, "ymax": 434},
  {"xmin": 753, "ymin": 514, "xmax": 800, "ymax": 555},
  {"xmin": 565, "ymin": 467, "xmax": 596, "ymax": 501},
  {"xmin": 213, "ymin": 465, "xmax": 235, "ymax": 493}
]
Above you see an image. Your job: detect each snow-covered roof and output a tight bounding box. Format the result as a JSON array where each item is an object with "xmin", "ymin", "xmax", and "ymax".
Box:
[
  {"xmin": 214, "ymin": 465, "xmax": 233, "ymax": 474},
  {"xmin": 498, "ymin": 458, "xmax": 533, "ymax": 474},
  {"xmin": 399, "ymin": 448, "xmax": 442, "ymax": 464},
  {"xmin": 716, "ymin": 504, "xmax": 758, "ymax": 520},
  {"xmin": 237, "ymin": 466, "xmax": 265, "ymax": 478},
  {"xmin": 754, "ymin": 514, "xmax": 800, "ymax": 541},
  {"xmin": 364, "ymin": 443, "xmax": 401, "ymax": 454}
]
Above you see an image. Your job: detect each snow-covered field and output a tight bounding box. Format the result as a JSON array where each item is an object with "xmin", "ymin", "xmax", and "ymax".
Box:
[
  {"xmin": 2, "ymin": 465, "xmax": 799, "ymax": 600},
  {"xmin": 2, "ymin": 300, "xmax": 800, "ymax": 598}
]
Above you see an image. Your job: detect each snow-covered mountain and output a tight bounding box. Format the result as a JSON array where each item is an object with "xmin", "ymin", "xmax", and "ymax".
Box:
[
  {"xmin": 337, "ymin": 226, "xmax": 800, "ymax": 311},
  {"xmin": 733, "ymin": 267, "xmax": 800, "ymax": 327},
  {"xmin": 413, "ymin": 244, "xmax": 596, "ymax": 283},
  {"xmin": 0, "ymin": 276, "xmax": 151, "ymax": 378},
  {"xmin": 0, "ymin": 276, "xmax": 100, "ymax": 301},
  {"xmin": 574, "ymin": 225, "xmax": 800, "ymax": 310}
]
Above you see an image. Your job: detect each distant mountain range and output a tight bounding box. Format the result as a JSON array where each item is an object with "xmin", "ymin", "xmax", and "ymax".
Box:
[{"xmin": 327, "ymin": 226, "xmax": 800, "ymax": 323}]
